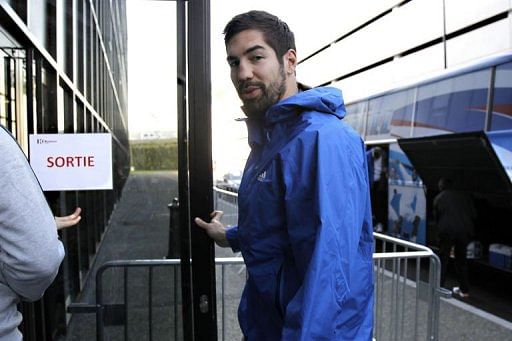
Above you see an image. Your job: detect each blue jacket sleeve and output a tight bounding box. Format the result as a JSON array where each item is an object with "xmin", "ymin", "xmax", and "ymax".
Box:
[
  {"xmin": 226, "ymin": 226, "xmax": 240, "ymax": 252},
  {"xmin": 280, "ymin": 129, "xmax": 373, "ymax": 340}
]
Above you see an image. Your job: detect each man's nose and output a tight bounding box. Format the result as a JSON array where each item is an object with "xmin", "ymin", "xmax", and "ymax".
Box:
[{"xmin": 237, "ymin": 60, "xmax": 253, "ymax": 80}]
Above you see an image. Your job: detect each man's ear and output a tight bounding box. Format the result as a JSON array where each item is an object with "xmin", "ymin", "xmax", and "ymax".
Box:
[{"xmin": 283, "ymin": 49, "xmax": 297, "ymax": 75}]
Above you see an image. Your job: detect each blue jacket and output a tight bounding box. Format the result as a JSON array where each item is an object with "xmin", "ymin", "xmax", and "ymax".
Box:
[{"xmin": 226, "ymin": 87, "xmax": 374, "ymax": 340}]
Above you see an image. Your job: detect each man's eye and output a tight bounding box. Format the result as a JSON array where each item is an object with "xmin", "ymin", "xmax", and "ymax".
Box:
[
  {"xmin": 252, "ymin": 56, "xmax": 264, "ymax": 61},
  {"xmin": 228, "ymin": 60, "xmax": 239, "ymax": 67}
]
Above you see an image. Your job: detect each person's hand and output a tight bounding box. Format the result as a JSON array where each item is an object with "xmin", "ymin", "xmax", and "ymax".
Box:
[
  {"xmin": 195, "ymin": 211, "xmax": 229, "ymax": 247},
  {"xmin": 55, "ymin": 207, "xmax": 82, "ymax": 230}
]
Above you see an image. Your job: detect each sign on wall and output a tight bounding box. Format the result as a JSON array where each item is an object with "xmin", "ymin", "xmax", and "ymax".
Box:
[{"xmin": 29, "ymin": 133, "xmax": 113, "ymax": 191}]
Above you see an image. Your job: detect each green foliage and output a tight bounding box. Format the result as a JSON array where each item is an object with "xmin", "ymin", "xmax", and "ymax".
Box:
[{"xmin": 130, "ymin": 139, "xmax": 178, "ymax": 170}]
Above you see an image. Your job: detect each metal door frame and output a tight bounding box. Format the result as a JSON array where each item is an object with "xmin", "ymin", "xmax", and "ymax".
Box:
[{"xmin": 176, "ymin": 0, "xmax": 217, "ymax": 339}]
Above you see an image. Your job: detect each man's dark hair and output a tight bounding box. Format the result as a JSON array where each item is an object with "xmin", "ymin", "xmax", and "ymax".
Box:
[
  {"xmin": 438, "ymin": 177, "xmax": 453, "ymax": 191},
  {"xmin": 223, "ymin": 10, "xmax": 296, "ymax": 63}
]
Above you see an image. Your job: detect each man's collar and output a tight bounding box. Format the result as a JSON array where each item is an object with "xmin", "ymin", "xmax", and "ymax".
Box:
[{"xmin": 244, "ymin": 118, "xmax": 265, "ymax": 148}]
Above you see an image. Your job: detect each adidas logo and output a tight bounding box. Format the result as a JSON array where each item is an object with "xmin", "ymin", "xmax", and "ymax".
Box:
[{"xmin": 257, "ymin": 171, "xmax": 267, "ymax": 182}]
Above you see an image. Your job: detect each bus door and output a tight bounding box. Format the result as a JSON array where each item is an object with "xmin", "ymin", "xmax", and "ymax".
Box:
[{"xmin": 398, "ymin": 131, "xmax": 512, "ymax": 251}]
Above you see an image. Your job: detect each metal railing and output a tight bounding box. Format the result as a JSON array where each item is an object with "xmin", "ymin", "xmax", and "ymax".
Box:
[
  {"xmin": 68, "ymin": 259, "xmax": 182, "ymax": 340},
  {"xmin": 68, "ymin": 188, "xmax": 449, "ymax": 340},
  {"xmin": 372, "ymin": 232, "xmax": 450, "ymax": 340},
  {"xmin": 213, "ymin": 186, "xmax": 451, "ymax": 341},
  {"xmin": 68, "ymin": 257, "xmax": 247, "ymax": 340}
]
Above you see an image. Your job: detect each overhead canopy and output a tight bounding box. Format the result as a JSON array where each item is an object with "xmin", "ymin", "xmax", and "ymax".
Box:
[{"xmin": 398, "ymin": 131, "xmax": 512, "ymax": 196}]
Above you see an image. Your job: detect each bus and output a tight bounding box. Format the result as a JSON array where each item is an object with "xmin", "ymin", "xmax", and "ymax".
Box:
[{"xmin": 345, "ymin": 52, "xmax": 512, "ymax": 274}]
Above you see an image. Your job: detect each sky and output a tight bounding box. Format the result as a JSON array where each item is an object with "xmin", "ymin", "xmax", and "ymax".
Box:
[
  {"xmin": 126, "ymin": 0, "xmax": 374, "ymax": 175},
  {"xmin": 126, "ymin": 1, "xmax": 176, "ymax": 139}
]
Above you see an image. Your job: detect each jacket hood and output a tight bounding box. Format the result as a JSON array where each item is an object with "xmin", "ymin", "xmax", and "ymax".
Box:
[{"xmin": 266, "ymin": 86, "xmax": 346, "ymax": 125}]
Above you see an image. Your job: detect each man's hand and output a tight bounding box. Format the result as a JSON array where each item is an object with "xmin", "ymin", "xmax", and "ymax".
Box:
[
  {"xmin": 195, "ymin": 211, "xmax": 230, "ymax": 247},
  {"xmin": 55, "ymin": 207, "xmax": 82, "ymax": 230}
]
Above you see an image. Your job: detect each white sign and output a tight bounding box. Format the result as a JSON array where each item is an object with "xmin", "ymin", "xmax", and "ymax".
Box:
[{"xmin": 29, "ymin": 133, "xmax": 113, "ymax": 191}]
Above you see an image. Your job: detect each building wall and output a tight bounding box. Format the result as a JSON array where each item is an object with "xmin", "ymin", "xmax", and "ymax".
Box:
[
  {"xmin": 297, "ymin": 0, "xmax": 512, "ymax": 104},
  {"xmin": 0, "ymin": 0, "xmax": 129, "ymax": 339}
]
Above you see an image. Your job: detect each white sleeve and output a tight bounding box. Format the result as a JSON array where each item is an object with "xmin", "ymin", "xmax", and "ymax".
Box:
[{"xmin": 0, "ymin": 128, "xmax": 65, "ymax": 301}]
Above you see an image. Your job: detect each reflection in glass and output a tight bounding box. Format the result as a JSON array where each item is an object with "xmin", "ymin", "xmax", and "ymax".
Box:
[
  {"xmin": 0, "ymin": 48, "xmax": 26, "ymax": 140},
  {"xmin": 0, "ymin": 50, "xmax": 7, "ymax": 128},
  {"xmin": 57, "ymin": 0, "xmax": 73, "ymax": 78},
  {"xmin": 387, "ymin": 142, "xmax": 426, "ymax": 245},
  {"xmin": 491, "ymin": 62, "xmax": 512, "ymax": 131},
  {"xmin": 413, "ymin": 69, "xmax": 490, "ymax": 137},
  {"xmin": 367, "ymin": 89, "xmax": 415, "ymax": 140},
  {"xmin": 40, "ymin": 63, "xmax": 57, "ymax": 133},
  {"xmin": 345, "ymin": 101, "xmax": 367, "ymax": 135},
  {"xmin": 63, "ymin": 86, "xmax": 74, "ymax": 133},
  {"xmin": 28, "ymin": 0, "xmax": 57, "ymax": 57}
]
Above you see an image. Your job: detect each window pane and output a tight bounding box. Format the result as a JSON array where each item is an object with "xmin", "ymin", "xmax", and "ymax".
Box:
[
  {"xmin": 413, "ymin": 69, "xmax": 489, "ymax": 137},
  {"xmin": 57, "ymin": 0, "xmax": 73, "ymax": 78},
  {"xmin": 367, "ymin": 89, "xmax": 415, "ymax": 140},
  {"xmin": 63, "ymin": 86, "xmax": 74, "ymax": 133},
  {"xmin": 0, "ymin": 51, "xmax": 7, "ymax": 127},
  {"xmin": 40, "ymin": 63, "xmax": 57, "ymax": 133},
  {"xmin": 491, "ymin": 61, "xmax": 512, "ymax": 131},
  {"xmin": 389, "ymin": 89, "xmax": 415, "ymax": 138},
  {"xmin": 345, "ymin": 101, "xmax": 367, "ymax": 135}
]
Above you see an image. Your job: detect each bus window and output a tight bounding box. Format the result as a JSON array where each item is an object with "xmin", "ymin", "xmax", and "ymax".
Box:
[
  {"xmin": 345, "ymin": 101, "xmax": 367, "ymax": 135},
  {"xmin": 413, "ymin": 69, "xmax": 490, "ymax": 137},
  {"xmin": 389, "ymin": 89, "xmax": 415, "ymax": 138},
  {"xmin": 490, "ymin": 61, "xmax": 512, "ymax": 131},
  {"xmin": 367, "ymin": 89, "xmax": 415, "ymax": 141}
]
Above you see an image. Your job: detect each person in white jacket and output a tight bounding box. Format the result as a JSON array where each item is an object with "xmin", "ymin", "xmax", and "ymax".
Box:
[{"xmin": 0, "ymin": 125, "xmax": 65, "ymax": 340}]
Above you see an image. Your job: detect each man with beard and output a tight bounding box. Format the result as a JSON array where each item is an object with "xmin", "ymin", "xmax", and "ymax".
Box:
[{"xmin": 195, "ymin": 10, "xmax": 374, "ymax": 340}]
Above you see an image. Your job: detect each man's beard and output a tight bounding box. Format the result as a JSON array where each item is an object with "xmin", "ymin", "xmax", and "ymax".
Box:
[{"xmin": 238, "ymin": 66, "xmax": 287, "ymax": 119}]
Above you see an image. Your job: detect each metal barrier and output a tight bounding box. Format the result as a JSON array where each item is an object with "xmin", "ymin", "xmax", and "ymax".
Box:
[
  {"xmin": 68, "ymin": 257, "xmax": 245, "ymax": 340},
  {"xmin": 213, "ymin": 187, "xmax": 238, "ymax": 227},
  {"xmin": 68, "ymin": 259, "xmax": 182, "ymax": 340},
  {"xmin": 372, "ymin": 232, "xmax": 451, "ymax": 340},
  {"xmin": 68, "ymin": 188, "xmax": 449, "ymax": 340},
  {"xmin": 213, "ymin": 186, "xmax": 451, "ymax": 341}
]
